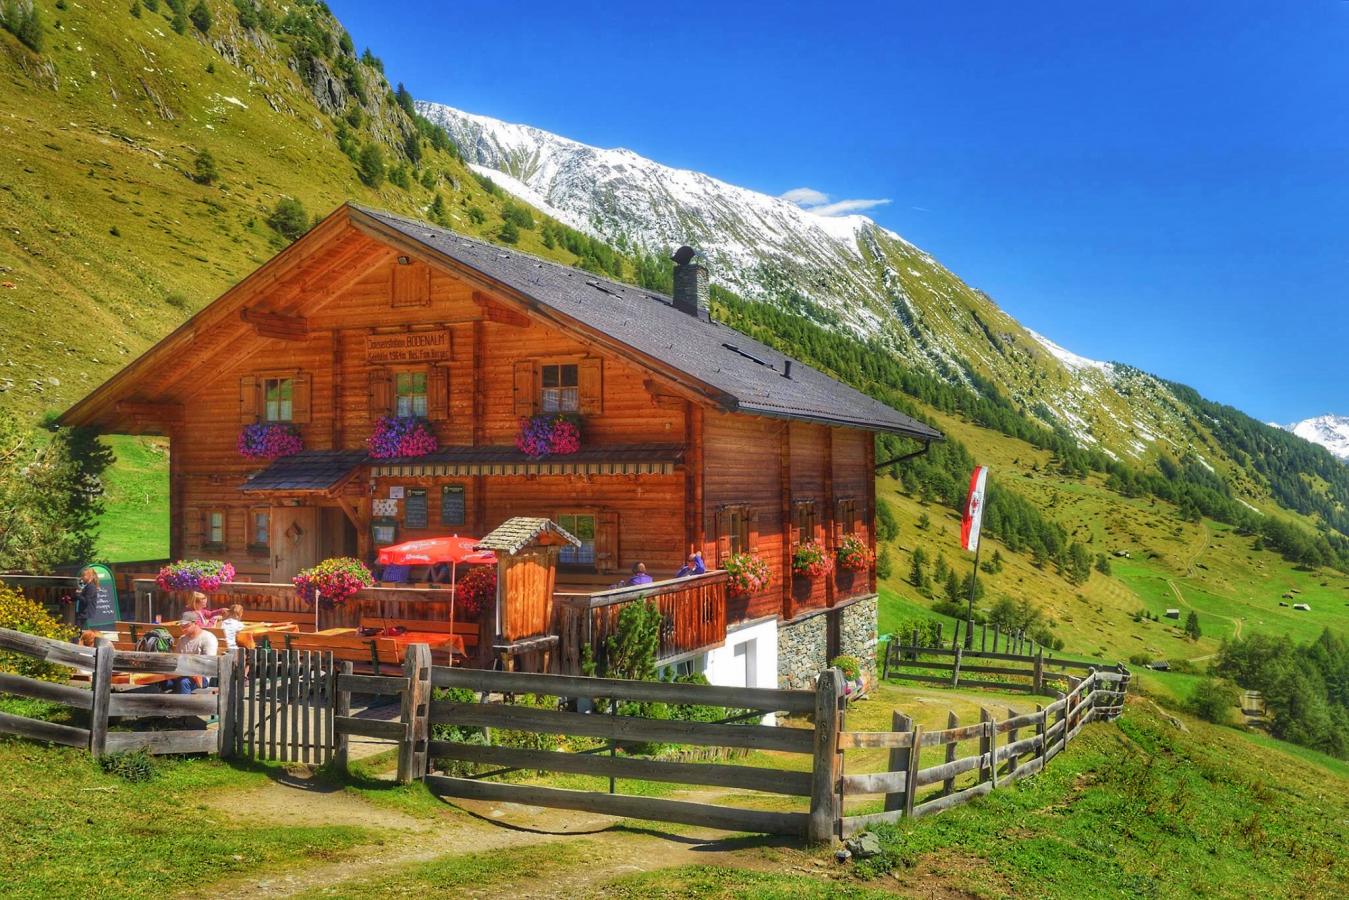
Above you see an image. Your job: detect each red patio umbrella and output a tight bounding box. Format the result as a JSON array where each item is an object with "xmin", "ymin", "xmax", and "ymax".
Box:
[{"xmin": 376, "ymin": 536, "xmax": 496, "ymax": 646}]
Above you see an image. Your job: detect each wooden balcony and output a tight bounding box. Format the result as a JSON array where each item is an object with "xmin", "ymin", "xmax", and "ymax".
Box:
[{"xmin": 552, "ymin": 571, "xmax": 729, "ymax": 675}]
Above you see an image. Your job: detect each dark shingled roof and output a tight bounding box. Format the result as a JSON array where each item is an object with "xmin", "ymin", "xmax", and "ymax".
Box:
[
  {"xmin": 376, "ymin": 443, "xmax": 684, "ymax": 467},
  {"xmin": 354, "ymin": 206, "xmax": 943, "ymax": 441},
  {"xmin": 241, "ymin": 450, "xmax": 368, "ymax": 493}
]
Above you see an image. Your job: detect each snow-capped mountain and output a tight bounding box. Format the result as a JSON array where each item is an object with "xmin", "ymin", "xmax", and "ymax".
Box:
[
  {"xmin": 417, "ymin": 102, "xmax": 1204, "ymax": 462},
  {"xmin": 1285, "ymin": 415, "xmax": 1349, "ymax": 461}
]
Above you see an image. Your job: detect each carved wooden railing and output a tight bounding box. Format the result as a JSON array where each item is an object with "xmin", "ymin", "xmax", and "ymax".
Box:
[{"xmin": 552, "ymin": 571, "xmax": 729, "ymax": 675}]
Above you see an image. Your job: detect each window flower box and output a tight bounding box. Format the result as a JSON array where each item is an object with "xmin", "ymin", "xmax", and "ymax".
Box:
[
  {"xmin": 368, "ymin": 416, "xmax": 438, "ymax": 459},
  {"xmin": 237, "ymin": 423, "xmax": 303, "ymax": 460}
]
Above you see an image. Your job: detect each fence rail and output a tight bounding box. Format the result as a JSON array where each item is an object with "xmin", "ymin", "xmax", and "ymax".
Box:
[
  {"xmin": 882, "ymin": 639, "xmax": 1105, "ymax": 695},
  {"xmin": 837, "ymin": 666, "xmax": 1130, "ymax": 834}
]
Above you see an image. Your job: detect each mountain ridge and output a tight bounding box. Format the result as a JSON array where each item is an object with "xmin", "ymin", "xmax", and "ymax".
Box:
[{"xmin": 1284, "ymin": 414, "xmax": 1349, "ymax": 462}]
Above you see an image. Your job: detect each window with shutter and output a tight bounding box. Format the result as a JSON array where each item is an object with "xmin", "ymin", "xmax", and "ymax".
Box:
[
  {"xmin": 717, "ymin": 504, "xmax": 752, "ymax": 560},
  {"xmin": 291, "ymin": 372, "xmax": 312, "ymax": 423},
  {"xmin": 539, "ymin": 363, "xmax": 580, "ymax": 412},
  {"xmin": 394, "ymin": 370, "xmax": 428, "ymax": 418},
  {"xmin": 793, "ymin": 500, "xmax": 817, "ymax": 545},
  {"xmin": 557, "ymin": 512, "xmax": 598, "ymax": 569},
  {"xmin": 262, "ymin": 377, "xmax": 293, "ymax": 422}
]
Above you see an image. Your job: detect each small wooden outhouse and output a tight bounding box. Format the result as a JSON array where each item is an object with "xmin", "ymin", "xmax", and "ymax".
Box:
[{"xmin": 476, "ymin": 517, "xmax": 580, "ymax": 670}]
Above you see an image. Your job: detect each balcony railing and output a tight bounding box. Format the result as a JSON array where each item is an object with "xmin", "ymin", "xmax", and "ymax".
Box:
[{"xmin": 552, "ymin": 570, "xmax": 729, "ymax": 675}]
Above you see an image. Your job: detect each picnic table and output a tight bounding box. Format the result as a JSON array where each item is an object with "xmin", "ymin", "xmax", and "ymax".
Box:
[{"xmin": 322, "ymin": 626, "xmax": 465, "ymax": 658}]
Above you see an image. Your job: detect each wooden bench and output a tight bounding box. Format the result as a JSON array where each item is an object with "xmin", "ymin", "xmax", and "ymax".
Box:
[
  {"xmin": 114, "ymin": 620, "xmax": 298, "ymax": 653},
  {"xmin": 278, "ymin": 631, "xmax": 406, "ymax": 675},
  {"xmin": 357, "ymin": 616, "xmax": 479, "ymax": 664}
]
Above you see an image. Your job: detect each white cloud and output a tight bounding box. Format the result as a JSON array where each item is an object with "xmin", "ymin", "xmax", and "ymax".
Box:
[
  {"xmin": 780, "ymin": 187, "xmax": 829, "ymax": 206},
  {"xmin": 780, "ymin": 186, "xmax": 891, "ymax": 218}
]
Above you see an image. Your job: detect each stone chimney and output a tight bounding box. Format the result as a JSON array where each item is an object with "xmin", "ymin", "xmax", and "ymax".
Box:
[{"xmin": 671, "ymin": 245, "xmax": 709, "ymax": 318}]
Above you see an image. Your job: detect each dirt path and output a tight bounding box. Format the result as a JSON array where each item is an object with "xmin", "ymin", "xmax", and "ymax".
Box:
[
  {"xmin": 199, "ymin": 771, "xmax": 792, "ymax": 898},
  {"xmin": 1167, "ymin": 578, "xmax": 1242, "ymax": 661}
]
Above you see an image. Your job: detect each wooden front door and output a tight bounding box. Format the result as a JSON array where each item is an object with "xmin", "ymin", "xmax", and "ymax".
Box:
[{"xmin": 271, "ymin": 507, "xmax": 318, "ymax": 582}]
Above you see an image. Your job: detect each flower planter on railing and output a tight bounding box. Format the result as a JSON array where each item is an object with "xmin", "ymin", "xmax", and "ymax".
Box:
[
  {"xmin": 155, "ymin": 560, "xmax": 235, "ymax": 593},
  {"xmin": 293, "ymin": 557, "xmax": 374, "ymax": 609},
  {"xmin": 368, "ymin": 416, "xmax": 438, "ymax": 459}
]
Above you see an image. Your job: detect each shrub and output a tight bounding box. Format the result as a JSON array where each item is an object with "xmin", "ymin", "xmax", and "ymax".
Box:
[
  {"xmin": 189, "ymin": 0, "xmax": 210, "ymax": 32},
  {"xmin": 165, "ymin": 291, "xmax": 188, "ymax": 309},
  {"xmin": 0, "ymin": 586, "xmax": 75, "ymax": 681},
  {"xmin": 466, "ymin": 205, "xmax": 485, "ymax": 225},
  {"xmin": 498, "ymin": 219, "xmax": 519, "ymax": 244},
  {"xmin": 1188, "ymin": 677, "xmax": 1239, "ymax": 725},
  {"xmin": 171, "ymin": 9, "xmax": 186, "ymax": 34},
  {"xmin": 603, "ymin": 599, "xmax": 660, "ymax": 683},
  {"xmin": 1, "ymin": 0, "xmax": 43, "ymax": 52},
  {"xmin": 831, "ymin": 655, "xmax": 861, "ymax": 680},
  {"xmin": 98, "ymin": 749, "xmax": 156, "ymax": 782},
  {"xmin": 387, "ymin": 164, "xmax": 410, "ymax": 189},
  {"xmin": 876, "ymin": 545, "xmax": 893, "ymax": 580},
  {"xmin": 875, "ymin": 497, "xmax": 899, "ymax": 543},
  {"xmin": 266, "ymin": 197, "xmax": 309, "ymax": 241},
  {"xmin": 501, "ymin": 201, "xmax": 534, "ymax": 230},
  {"xmin": 357, "ymin": 144, "xmax": 385, "ymax": 187},
  {"xmin": 192, "ymin": 148, "xmax": 219, "ymax": 185}
]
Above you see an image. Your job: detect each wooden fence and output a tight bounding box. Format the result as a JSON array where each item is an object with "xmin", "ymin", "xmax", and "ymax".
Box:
[
  {"xmin": 419, "ymin": 665, "xmax": 837, "ymax": 842},
  {"xmin": 882, "ymin": 639, "xmax": 1105, "ymax": 695},
  {"xmin": 0, "ymin": 626, "xmax": 232, "ymax": 756},
  {"xmin": 837, "ymin": 667, "xmax": 1130, "ymax": 834}
]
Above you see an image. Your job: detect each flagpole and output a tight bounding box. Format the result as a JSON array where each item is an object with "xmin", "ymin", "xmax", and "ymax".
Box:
[{"xmin": 965, "ymin": 533, "xmax": 980, "ymax": 649}]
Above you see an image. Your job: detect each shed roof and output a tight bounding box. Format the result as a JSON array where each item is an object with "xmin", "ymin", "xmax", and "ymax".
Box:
[
  {"xmin": 353, "ymin": 206, "xmax": 943, "ymax": 441},
  {"xmin": 240, "ymin": 450, "xmax": 368, "ymax": 493},
  {"xmin": 475, "ymin": 517, "xmax": 581, "ymax": 555}
]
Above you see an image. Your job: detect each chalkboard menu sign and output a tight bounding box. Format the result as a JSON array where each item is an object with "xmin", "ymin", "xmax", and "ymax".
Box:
[
  {"xmin": 405, "ymin": 489, "xmax": 428, "ymax": 529},
  {"xmin": 84, "ymin": 563, "xmax": 121, "ymax": 629},
  {"xmin": 440, "ymin": 484, "xmax": 466, "ymax": 526}
]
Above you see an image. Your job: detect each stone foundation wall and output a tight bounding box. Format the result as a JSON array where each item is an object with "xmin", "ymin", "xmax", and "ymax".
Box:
[
  {"xmin": 775, "ymin": 594, "xmax": 879, "ymax": 690},
  {"xmin": 839, "ymin": 593, "xmax": 879, "ymax": 684},
  {"xmin": 777, "ymin": 611, "xmax": 828, "ymax": 690}
]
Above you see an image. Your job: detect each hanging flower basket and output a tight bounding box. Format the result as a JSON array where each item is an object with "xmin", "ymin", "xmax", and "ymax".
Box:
[
  {"xmin": 454, "ymin": 565, "xmax": 496, "ymax": 619},
  {"xmin": 237, "ymin": 422, "xmax": 304, "ymax": 460},
  {"xmin": 792, "ymin": 541, "xmax": 834, "ymax": 579},
  {"xmin": 836, "ymin": 533, "xmax": 875, "ymax": 572},
  {"xmin": 368, "ymin": 416, "xmax": 438, "ymax": 459},
  {"xmin": 515, "ymin": 413, "xmax": 582, "ymax": 459},
  {"xmin": 293, "ymin": 557, "xmax": 374, "ymax": 609},
  {"xmin": 724, "ymin": 552, "xmax": 771, "ymax": 599},
  {"xmin": 156, "ymin": 560, "xmax": 235, "ymax": 593}
]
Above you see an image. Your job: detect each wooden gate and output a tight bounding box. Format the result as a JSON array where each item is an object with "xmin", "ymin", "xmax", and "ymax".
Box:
[{"xmin": 227, "ymin": 648, "xmax": 336, "ymax": 763}]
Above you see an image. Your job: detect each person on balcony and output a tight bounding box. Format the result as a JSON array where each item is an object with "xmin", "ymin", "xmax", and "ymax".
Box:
[
  {"xmin": 676, "ymin": 551, "xmax": 706, "ymax": 578},
  {"xmin": 624, "ymin": 562, "xmax": 654, "ymax": 587}
]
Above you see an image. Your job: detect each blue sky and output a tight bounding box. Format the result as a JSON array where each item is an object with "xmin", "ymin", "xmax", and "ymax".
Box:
[{"xmin": 327, "ymin": 0, "xmax": 1348, "ymax": 424}]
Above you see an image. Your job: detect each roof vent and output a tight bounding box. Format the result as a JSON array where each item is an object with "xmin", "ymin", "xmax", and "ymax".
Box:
[
  {"xmin": 671, "ymin": 245, "xmax": 709, "ymax": 319},
  {"xmin": 782, "ymin": 360, "xmax": 793, "ymax": 379}
]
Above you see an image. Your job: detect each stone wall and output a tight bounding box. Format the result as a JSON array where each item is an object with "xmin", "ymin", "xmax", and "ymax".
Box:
[
  {"xmin": 775, "ymin": 593, "xmax": 879, "ymax": 690},
  {"xmin": 776, "ymin": 611, "xmax": 828, "ymax": 690},
  {"xmin": 838, "ymin": 593, "xmax": 879, "ymax": 684}
]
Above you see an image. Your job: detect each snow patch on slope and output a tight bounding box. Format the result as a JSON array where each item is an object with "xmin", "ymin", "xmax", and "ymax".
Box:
[
  {"xmin": 1284, "ymin": 415, "xmax": 1349, "ymax": 461},
  {"xmin": 1025, "ymin": 329, "xmax": 1111, "ymax": 375}
]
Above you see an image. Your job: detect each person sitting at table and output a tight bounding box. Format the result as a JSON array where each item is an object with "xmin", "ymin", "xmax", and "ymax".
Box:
[
  {"xmin": 624, "ymin": 562, "xmax": 654, "ymax": 587},
  {"xmin": 218, "ymin": 604, "xmax": 248, "ymax": 651},
  {"xmin": 379, "ymin": 563, "xmax": 412, "ymax": 585},
  {"xmin": 166, "ymin": 620, "xmax": 218, "ymax": 694},
  {"xmin": 182, "ymin": 591, "xmax": 228, "ymax": 627},
  {"xmin": 676, "ymin": 551, "xmax": 706, "ymax": 578},
  {"xmin": 428, "ymin": 561, "xmax": 453, "ymax": 585}
]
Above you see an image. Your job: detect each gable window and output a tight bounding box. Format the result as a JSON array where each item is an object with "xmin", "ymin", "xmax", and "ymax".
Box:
[
  {"xmin": 249, "ymin": 509, "xmax": 270, "ymax": 552},
  {"xmin": 263, "ymin": 377, "xmax": 293, "ymax": 422},
  {"xmin": 793, "ymin": 500, "xmax": 817, "ymax": 545},
  {"xmin": 395, "ymin": 371, "xmax": 428, "ymax": 418},
  {"xmin": 205, "ymin": 510, "xmax": 226, "ymax": 548},
  {"xmin": 540, "ymin": 363, "xmax": 579, "ymax": 412},
  {"xmin": 557, "ymin": 513, "xmax": 596, "ymax": 568}
]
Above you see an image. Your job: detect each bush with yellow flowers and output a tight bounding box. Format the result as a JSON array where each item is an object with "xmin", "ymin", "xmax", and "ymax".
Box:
[{"xmin": 0, "ymin": 586, "xmax": 76, "ymax": 681}]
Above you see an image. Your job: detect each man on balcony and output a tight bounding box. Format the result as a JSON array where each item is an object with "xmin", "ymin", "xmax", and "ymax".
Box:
[
  {"xmin": 676, "ymin": 552, "xmax": 706, "ymax": 578},
  {"xmin": 624, "ymin": 562, "xmax": 654, "ymax": 587}
]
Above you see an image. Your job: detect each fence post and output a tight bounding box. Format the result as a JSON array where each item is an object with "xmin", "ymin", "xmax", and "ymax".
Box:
[
  {"xmin": 88, "ymin": 639, "xmax": 114, "ymax": 758},
  {"xmin": 881, "ymin": 637, "xmax": 892, "ymax": 681},
  {"xmin": 903, "ymin": 723, "xmax": 922, "ymax": 818},
  {"xmin": 884, "ymin": 711, "xmax": 911, "ymax": 812},
  {"xmin": 950, "ymin": 645, "xmax": 963, "ymax": 688},
  {"xmin": 977, "ymin": 707, "xmax": 992, "ymax": 785},
  {"xmin": 397, "ymin": 643, "xmax": 432, "ymax": 784},
  {"xmin": 993, "ymin": 624, "xmax": 1000, "ymax": 653},
  {"xmin": 334, "ymin": 660, "xmax": 353, "ymax": 773},
  {"xmin": 808, "ymin": 668, "xmax": 843, "ymax": 845},
  {"xmin": 942, "ymin": 710, "xmax": 958, "ymax": 796},
  {"xmin": 1003, "ymin": 706, "xmax": 1019, "ymax": 776},
  {"xmin": 1051, "ymin": 690, "xmax": 1066, "ymax": 759},
  {"xmin": 1035, "ymin": 703, "xmax": 1046, "ymax": 764},
  {"xmin": 217, "ymin": 651, "xmax": 235, "ymax": 758},
  {"xmin": 1033, "ymin": 649, "xmax": 1045, "ymax": 695}
]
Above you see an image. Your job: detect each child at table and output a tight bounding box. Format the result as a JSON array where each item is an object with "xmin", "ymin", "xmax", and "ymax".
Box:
[{"xmin": 219, "ymin": 604, "xmax": 248, "ymax": 650}]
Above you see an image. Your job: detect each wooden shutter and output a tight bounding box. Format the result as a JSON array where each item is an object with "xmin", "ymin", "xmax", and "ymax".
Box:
[
  {"xmin": 512, "ymin": 360, "xmax": 535, "ymax": 418},
  {"xmin": 427, "ymin": 366, "xmax": 449, "ymax": 421},
  {"xmin": 595, "ymin": 510, "xmax": 619, "ymax": 573},
  {"xmin": 714, "ymin": 508, "xmax": 731, "ymax": 562},
  {"xmin": 238, "ymin": 375, "xmax": 259, "ymax": 423},
  {"xmin": 578, "ymin": 357, "xmax": 603, "ymax": 415},
  {"xmin": 391, "ymin": 263, "xmax": 430, "ymax": 308},
  {"xmin": 291, "ymin": 372, "xmax": 312, "ymax": 423},
  {"xmin": 368, "ymin": 367, "xmax": 393, "ymax": 418},
  {"xmin": 746, "ymin": 506, "xmax": 759, "ymax": 553}
]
